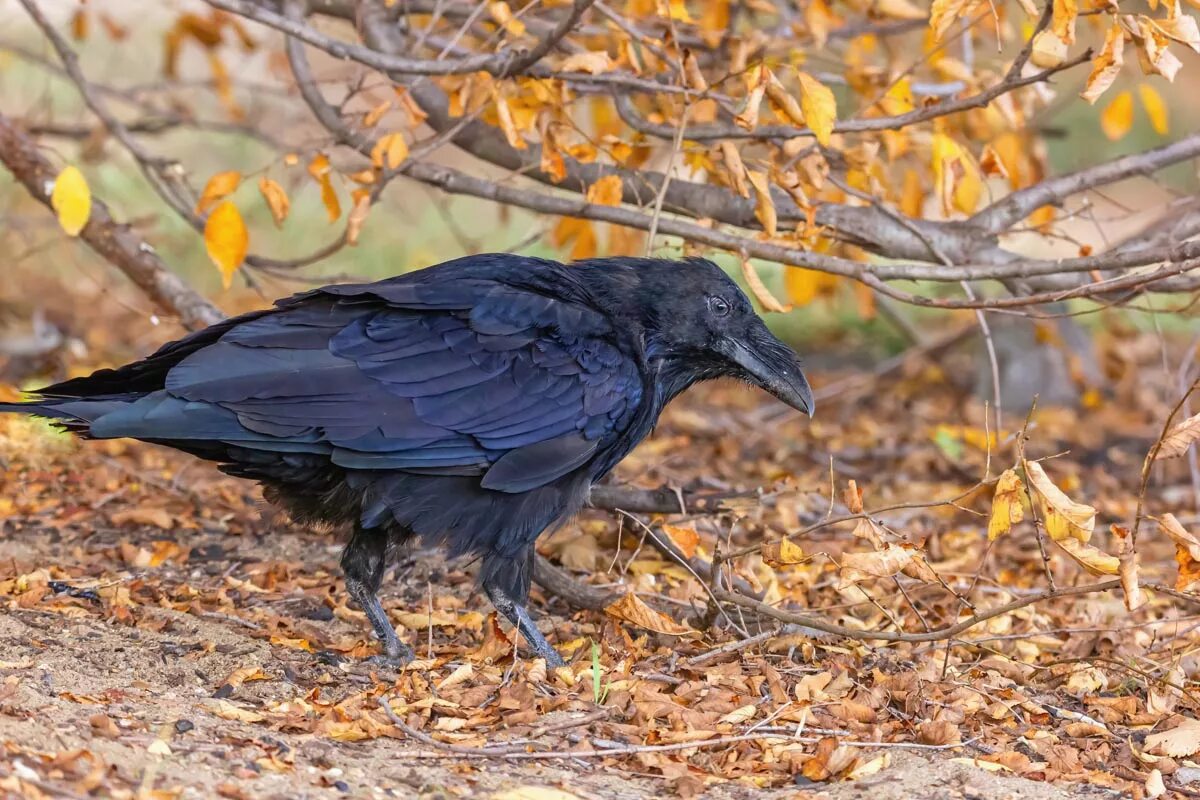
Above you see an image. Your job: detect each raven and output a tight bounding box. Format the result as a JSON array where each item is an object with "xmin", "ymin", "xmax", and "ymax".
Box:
[{"xmin": 0, "ymin": 255, "xmax": 813, "ymax": 666}]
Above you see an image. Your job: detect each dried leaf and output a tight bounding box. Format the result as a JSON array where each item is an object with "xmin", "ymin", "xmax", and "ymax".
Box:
[
  {"xmin": 585, "ymin": 174, "xmax": 623, "ymax": 207},
  {"xmin": 740, "ymin": 257, "xmax": 791, "ymax": 312},
  {"xmin": 488, "ymin": 2, "xmax": 526, "ymax": 36},
  {"xmin": 745, "ymin": 170, "xmax": 777, "ymax": 236},
  {"xmin": 1100, "ymin": 90, "xmax": 1134, "ymax": 141},
  {"xmin": 209, "ymin": 699, "xmax": 265, "ymax": 723},
  {"xmin": 1157, "ymin": 411, "xmax": 1200, "ymax": 458},
  {"xmin": 1031, "ymin": 29, "xmax": 1069, "ymax": 68},
  {"xmin": 371, "ymin": 133, "xmax": 409, "ymax": 170},
  {"xmin": 203, "ymin": 200, "xmax": 248, "ymax": 289},
  {"xmin": 492, "ymin": 788, "xmax": 584, "ymax": 800},
  {"xmin": 1055, "ymin": 537, "xmax": 1120, "ymax": 575},
  {"xmin": 762, "ymin": 537, "xmax": 805, "ymax": 568},
  {"xmin": 717, "ymin": 704, "xmax": 756, "ymax": 725},
  {"xmin": 257, "ymin": 177, "xmax": 290, "ymax": 227},
  {"xmin": 720, "ymin": 141, "xmax": 750, "ymax": 197},
  {"xmin": 1159, "ymin": 513, "xmax": 1200, "ymax": 590},
  {"xmin": 1146, "ymin": 717, "xmax": 1200, "ymax": 757},
  {"xmin": 988, "ymin": 468, "xmax": 1026, "ymax": 540},
  {"xmin": 1023, "ymin": 460, "xmax": 1095, "ymax": 543},
  {"xmin": 662, "ymin": 524, "xmax": 699, "ymax": 559},
  {"xmin": 605, "ymin": 592, "xmax": 693, "ymax": 636},
  {"xmin": 1081, "ymin": 24, "xmax": 1126, "ymax": 103},
  {"xmin": 797, "ymin": 72, "xmax": 837, "ymax": 147},
  {"xmin": 838, "ymin": 543, "xmax": 919, "ymax": 587},
  {"xmin": 195, "ymin": 170, "xmax": 242, "ymax": 215},
  {"xmin": 51, "ymin": 165, "xmax": 91, "ymax": 237},
  {"xmin": 929, "ymin": 0, "xmax": 972, "ymax": 40},
  {"xmin": 560, "ymin": 51, "xmax": 615, "ymax": 74},
  {"xmin": 735, "ymin": 66, "xmax": 768, "ymax": 129}
]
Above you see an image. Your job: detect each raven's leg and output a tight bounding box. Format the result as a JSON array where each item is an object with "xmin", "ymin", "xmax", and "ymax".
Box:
[
  {"xmin": 341, "ymin": 525, "xmax": 413, "ymax": 666},
  {"xmin": 482, "ymin": 549, "xmax": 565, "ymax": 667}
]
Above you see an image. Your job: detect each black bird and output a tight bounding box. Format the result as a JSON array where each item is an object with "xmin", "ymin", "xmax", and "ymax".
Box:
[{"xmin": 0, "ymin": 255, "xmax": 813, "ymax": 666}]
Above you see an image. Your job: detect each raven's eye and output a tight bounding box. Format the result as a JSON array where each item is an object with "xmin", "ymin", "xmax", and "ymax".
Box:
[{"xmin": 707, "ymin": 296, "xmax": 731, "ymax": 317}]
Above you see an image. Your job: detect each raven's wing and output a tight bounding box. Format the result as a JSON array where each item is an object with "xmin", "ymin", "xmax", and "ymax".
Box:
[{"xmin": 85, "ymin": 273, "xmax": 645, "ymax": 495}]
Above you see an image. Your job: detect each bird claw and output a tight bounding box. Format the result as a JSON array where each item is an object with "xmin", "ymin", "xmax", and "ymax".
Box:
[{"xmin": 361, "ymin": 642, "xmax": 414, "ymax": 670}]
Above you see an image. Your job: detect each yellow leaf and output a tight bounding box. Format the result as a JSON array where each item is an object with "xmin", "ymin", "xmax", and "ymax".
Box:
[
  {"xmin": 585, "ymin": 174, "xmax": 623, "ymax": 206},
  {"xmin": 740, "ymin": 256, "xmax": 791, "ymax": 312},
  {"xmin": 1023, "ymin": 460, "xmax": 1095, "ymax": 543},
  {"xmin": 735, "ymin": 65, "xmax": 768, "ymax": 129},
  {"xmin": 307, "ymin": 154, "xmax": 341, "ymax": 222},
  {"xmin": 1100, "ymin": 90, "xmax": 1134, "ymax": 140},
  {"xmin": 487, "ymin": 1, "xmax": 526, "ymax": 36},
  {"xmin": 490, "ymin": 87, "xmax": 527, "ymax": 151},
  {"xmin": 257, "ymin": 177, "xmax": 290, "ymax": 227},
  {"xmin": 605, "ymin": 592, "xmax": 694, "ymax": 636},
  {"xmin": 931, "ymin": 133, "xmax": 982, "ymax": 214},
  {"xmin": 745, "ymin": 170, "xmax": 777, "ymax": 236},
  {"xmin": 560, "ymin": 51, "xmax": 615, "ymax": 74},
  {"xmin": 762, "ymin": 537, "xmax": 805, "ymax": 568},
  {"xmin": 371, "ymin": 132, "xmax": 409, "ymax": 170},
  {"xmin": 550, "ymin": 216, "xmax": 597, "ymax": 260},
  {"xmin": 720, "ymin": 141, "xmax": 750, "ymax": 197},
  {"xmin": 1030, "ymin": 29, "xmax": 1069, "ymax": 68},
  {"xmin": 50, "ymin": 165, "xmax": 91, "ymax": 236},
  {"xmin": 784, "ymin": 266, "xmax": 839, "ymax": 306},
  {"xmin": 204, "ymin": 200, "xmax": 249, "ymax": 289},
  {"xmin": 988, "ymin": 469, "xmax": 1026, "ymax": 540},
  {"xmin": 1055, "ymin": 537, "xmax": 1119, "ymax": 575},
  {"xmin": 765, "ymin": 72, "xmax": 806, "ymax": 127},
  {"xmin": 208, "ymin": 699, "xmax": 264, "ymax": 723},
  {"xmin": 194, "ymin": 170, "xmax": 242, "ymax": 215},
  {"xmin": 1051, "ymin": 0, "xmax": 1078, "ymax": 44},
  {"xmin": 797, "ymin": 72, "xmax": 837, "ymax": 147},
  {"xmin": 1138, "ymin": 83, "xmax": 1169, "ymax": 134},
  {"xmin": 929, "ymin": 0, "xmax": 972, "ymax": 40},
  {"xmin": 1081, "ymin": 24, "xmax": 1125, "ymax": 104}
]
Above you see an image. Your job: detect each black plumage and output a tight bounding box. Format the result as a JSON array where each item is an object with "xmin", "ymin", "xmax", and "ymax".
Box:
[{"xmin": 0, "ymin": 254, "xmax": 813, "ymax": 665}]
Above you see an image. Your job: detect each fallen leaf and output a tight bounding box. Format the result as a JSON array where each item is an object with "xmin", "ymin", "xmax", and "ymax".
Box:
[
  {"xmin": 605, "ymin": 592, "xmax": 693, "ymax": 636},
  {"xmin": 492, "ymin": 788, "xmax": 583, "ymax": 800},
  {"xmin": 208, "ymin": 699, "xmax": 265, "ymax": 723},
  {"xmin": 1146, "ymin": 717, "xmax": 1200, "ymax": 757},
  {"xmin": 51, "ymin": 165, "xmax": 91, "ymax": 236}
]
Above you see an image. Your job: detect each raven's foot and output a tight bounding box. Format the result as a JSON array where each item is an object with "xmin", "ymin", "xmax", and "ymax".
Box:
[
  {"xmin": 486, "ymin": 584, "xmax": 566, "ymax": 667},
  {"xmin": 364, "ymin": 642, "xmax": 414, "ymax": 669}
]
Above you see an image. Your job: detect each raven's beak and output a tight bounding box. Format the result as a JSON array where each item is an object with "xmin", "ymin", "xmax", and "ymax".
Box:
[{"xmin": 719, "ymin": 324, "xmax": 815, "ymax": 417}]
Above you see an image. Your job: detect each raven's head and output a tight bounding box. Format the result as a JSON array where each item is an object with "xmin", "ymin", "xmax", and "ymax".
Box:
[{"xmin": 622, "ymin": 258, "xmax": 815, "ymax": 417}]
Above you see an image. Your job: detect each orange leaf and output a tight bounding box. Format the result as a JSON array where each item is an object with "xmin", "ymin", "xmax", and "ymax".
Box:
[
  {"xmin": 307, "ymin": 154, "xmax": 341, "ymax": 222},
  {"xmin": 1081, "ymin": 24, "xmax": 1125, "ymax": 104},
  {"xmin": 257, "ymin": 177, "xmax": 290, "ymax": 227},
  {"xmin": 204, "ymin": 200, "xmax": 249, "ymax": 289},
  {"xmin": 371, "ymin": 133, "xmax": 409, "ymax": 170},
  {"xmin": 745, "ymin": 170, "xmax": 777, "ymax": 236},
  {"xmin": 346, "ymin": 191, "xmax": 371, "ymax": 246},
  {"xmin": 585, "ymin": 174, "xmax": 623, "ymax": 207},
  {"xmin": 195, "ymin": 170, "xmax": 242, "ymax": 215}
]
